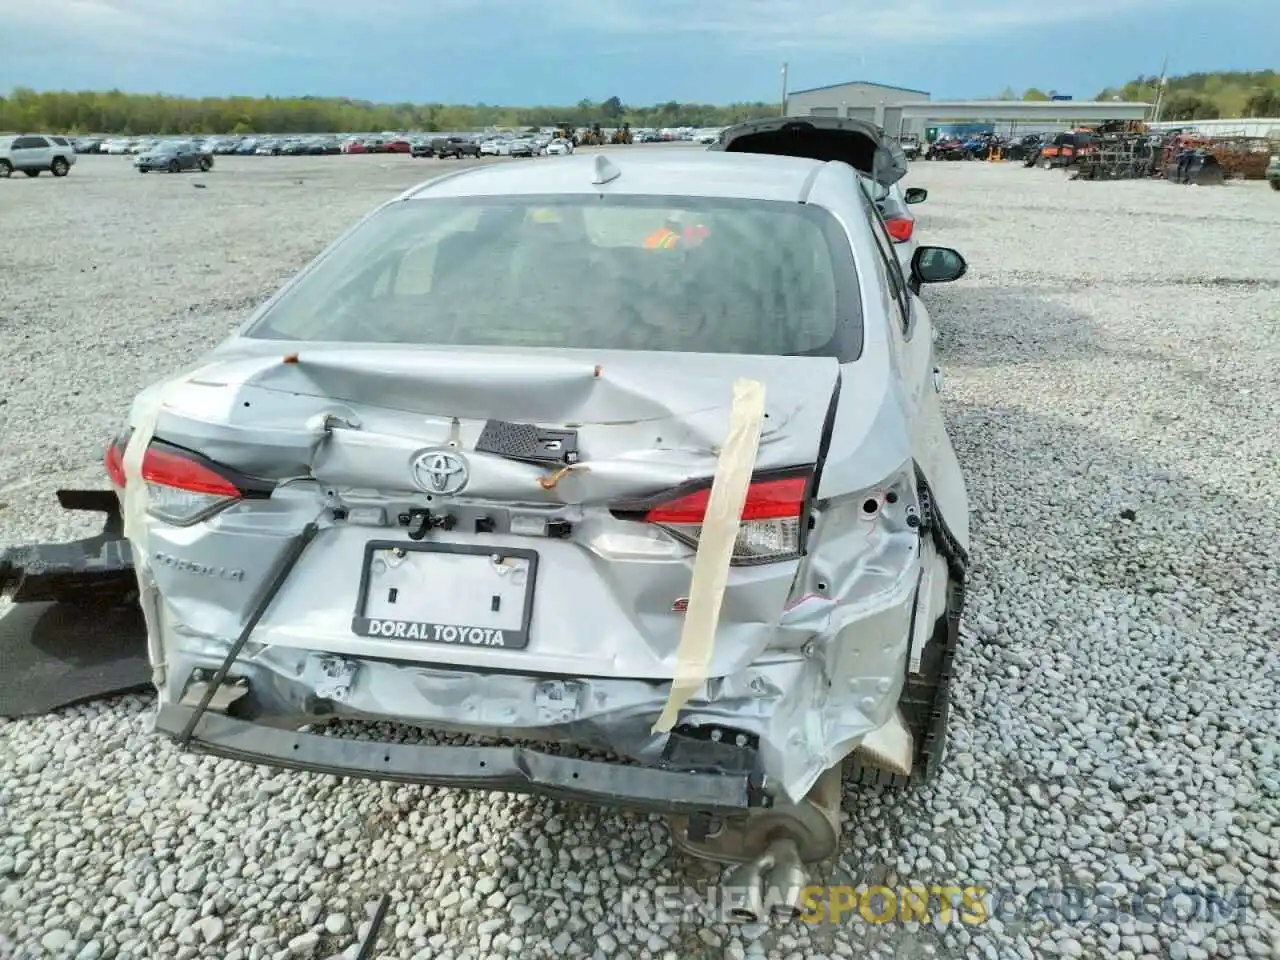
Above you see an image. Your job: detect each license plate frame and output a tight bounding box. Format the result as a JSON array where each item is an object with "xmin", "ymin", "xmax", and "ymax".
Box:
[{"xmin": 351, "ymin": 540, "xmax": 539, "ymax": 650}]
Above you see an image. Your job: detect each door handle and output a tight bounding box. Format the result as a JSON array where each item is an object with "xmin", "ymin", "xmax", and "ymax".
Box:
[{"xmin": 932, "ymin": 367, "xmax": 943, "ymax": 393}]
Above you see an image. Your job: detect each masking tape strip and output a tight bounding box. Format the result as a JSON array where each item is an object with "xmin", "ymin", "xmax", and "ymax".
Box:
[
  {"xmin": 652, "ymin": 378, "xmax": 766, "ymax": 734},
  {"xmin": 855, "ymin": 709, "xmax": 913, "ymax": 777},
  {"xmin": 121, "ymin": 363, "xmax": 222, "ymax": 678}
]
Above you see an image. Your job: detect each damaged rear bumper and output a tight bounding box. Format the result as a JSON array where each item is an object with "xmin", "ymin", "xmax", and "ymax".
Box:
[
  {"xmin": 0, "ymin": 491, "xmax": 135, "ymax": 604},
  {"xmin": 153, "ymin": 703, "xmax": 758, "ymax": 815}
]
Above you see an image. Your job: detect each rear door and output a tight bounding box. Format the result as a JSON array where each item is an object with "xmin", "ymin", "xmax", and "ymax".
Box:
[
  {"xmin": 12, "ymin": 136, "xmax": 51, "ymax": 170},
  {"xmin": 857, "ymin": 186, "xmax": 967, "ymax": 540}
]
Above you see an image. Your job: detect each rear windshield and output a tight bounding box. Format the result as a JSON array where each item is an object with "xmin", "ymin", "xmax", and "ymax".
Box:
[{"xmin": 247, "ymin": 196, "xmax": 860, "ymax": 358}]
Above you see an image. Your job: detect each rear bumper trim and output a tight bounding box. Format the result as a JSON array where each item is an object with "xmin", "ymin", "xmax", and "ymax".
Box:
[{"xmin": 154, "ymin": 704, "xmax": 756, "ymax": 815}]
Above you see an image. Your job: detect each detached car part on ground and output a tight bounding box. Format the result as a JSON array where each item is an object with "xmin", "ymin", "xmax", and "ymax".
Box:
[{"xmin": 1, "ymin": 148, "xmax": 971, "ymax": 919}]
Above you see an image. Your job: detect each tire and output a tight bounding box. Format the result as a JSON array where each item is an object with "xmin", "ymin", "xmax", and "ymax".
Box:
[
  {"xmin": 198, "ymin": 157, "xmax": 211, "ymax": 172},
  {"xmin": 51, "ymin": 157, "xmax": 70, "ymax": 177},
  {"xmin": 1270, "ymin": 179, "xmax": 1280, "ymax": 191},
  {"xmin": 23, "ymin": 169, "xmax": 39, "ymax": 177},
  {"xmin": 0, "ymin": 160, "xmax": 11, "ymax": 178},
  {"xmin": 168, "ymin": 160, "xmax": 180, "ymax": 173}
]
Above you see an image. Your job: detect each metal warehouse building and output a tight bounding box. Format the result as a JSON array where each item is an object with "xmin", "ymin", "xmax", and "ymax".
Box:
[{"xmin": 784, "ymin": 80, "xmax": 931, "ymax": 135}]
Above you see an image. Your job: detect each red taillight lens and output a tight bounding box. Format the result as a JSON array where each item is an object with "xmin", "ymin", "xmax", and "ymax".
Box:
[
  {"xmin": 105, "ymin": 438, "xmax": 127, "ymax": 487},
  {"xmin": 107, "ymin": 438, "xmax": 251, "ymax": 525},
  {"xmin": 141, "ymin": 446, "xmax": 242, "ymax": 498},
  {"xmin": 644, "ymin": 474, "xmax": 808, "ymax": 564},
  {"xmin": 885, "ymin": 216, "xmax": 914, "ymax": 243}
]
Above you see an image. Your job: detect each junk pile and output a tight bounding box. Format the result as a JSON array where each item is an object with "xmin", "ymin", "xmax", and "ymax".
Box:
[
  {"xmin": 1070, "ymin": 125, "xmax": 1272, "ymax": 184},
  {"xmin": 912, "ymin": 121, "xmax": 1274, "ymax": 188}
]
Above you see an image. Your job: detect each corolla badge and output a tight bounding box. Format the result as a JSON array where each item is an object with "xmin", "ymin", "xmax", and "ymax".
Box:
[{"xmin": 412, "ymin": 450, "xmax": 469, "ymax": 495}]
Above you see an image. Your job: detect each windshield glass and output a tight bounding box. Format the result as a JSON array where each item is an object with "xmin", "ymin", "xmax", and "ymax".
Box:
[{"xmin": 247, "ymin": 196, "xmax": 857, "ymax": 357}]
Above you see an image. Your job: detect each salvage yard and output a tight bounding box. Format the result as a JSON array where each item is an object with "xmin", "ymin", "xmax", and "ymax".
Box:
[{"xmin": 1, "ymin": 152, "xmax": 1279, "ymax": 959}]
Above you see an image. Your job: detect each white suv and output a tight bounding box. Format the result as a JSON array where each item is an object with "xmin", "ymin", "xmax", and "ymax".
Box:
[{"xmin": 0, "ymin": 134, "xmax": 78, "ymax": 179}]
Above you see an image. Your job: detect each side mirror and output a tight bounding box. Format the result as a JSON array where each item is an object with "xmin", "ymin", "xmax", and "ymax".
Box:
[
  {"xmin": 910, "ymin": 246, "xmax": 968, "ymax": 285},
  {"xmin": 904, "ymin": 187, "xmax": 928, "ymax": 204}
]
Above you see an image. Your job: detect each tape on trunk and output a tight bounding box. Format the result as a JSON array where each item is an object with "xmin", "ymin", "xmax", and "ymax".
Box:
[{"xmin": 652, "ymin": 378, "xmax": 766, "ymax": 734}]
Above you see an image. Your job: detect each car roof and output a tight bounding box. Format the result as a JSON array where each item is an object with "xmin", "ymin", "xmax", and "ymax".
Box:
[{"xmin": 407, "ymin": 149, "xmax": 829, "ymax": 203}]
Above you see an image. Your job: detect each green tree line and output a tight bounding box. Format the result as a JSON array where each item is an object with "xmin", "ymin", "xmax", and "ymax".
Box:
[
  {"xmin": 0, "ymin": 88, "xmax": 779, "ymax": 135},
  {"xmin": 1096, "ymin": 70, "xmax": 1280, "ymax": 121}
]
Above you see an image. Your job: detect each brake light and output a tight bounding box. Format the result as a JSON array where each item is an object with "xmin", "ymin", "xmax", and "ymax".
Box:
[
  {"xmin": 106, "ymin": 438, "xmax": 259, "ymax": 525},
  {"xmin": 884, "ymin": 216, "xmax": 914, "ymax": 243},
  {"xmin": 644, "ymin": 474, "xmax": 808, "ymax": 564},
  {"xmin": 105, "ymin": 438, "xmax": 127, "ymax": 487}
]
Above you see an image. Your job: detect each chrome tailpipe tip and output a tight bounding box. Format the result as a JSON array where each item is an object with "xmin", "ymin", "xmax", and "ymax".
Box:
[
  {"xmin": 723, "ymin": 861, "xmax": 766, "ymax": 922},
  {"xmin": 760, "ymin": 837, "xmax": 808, "ymax": 920}
]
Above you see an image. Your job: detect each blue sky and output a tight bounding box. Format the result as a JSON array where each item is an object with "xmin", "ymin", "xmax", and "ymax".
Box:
[{"xmin": 3, "ymin": 0, "xmax": 1276, "ymax": 105}]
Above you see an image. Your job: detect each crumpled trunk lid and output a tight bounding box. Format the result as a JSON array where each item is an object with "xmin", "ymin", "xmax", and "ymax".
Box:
[
  {"xmin": 149, "ymin": 344, "xmax": 843, "ymax": 680},
  {"xmin": 710, "ymin": 116, "xmax": 908, "ymax": 188}
]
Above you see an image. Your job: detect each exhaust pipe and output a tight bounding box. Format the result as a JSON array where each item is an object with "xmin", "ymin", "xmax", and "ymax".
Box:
[
  {"xmin": 760, "ymin": 837, "xmax": 807, "ymax": 920},
  {"xmin": 724, "ymin": 860, "xmax": 766, "ymax": 921},
  {"xmin": 723, "ymin": 836, "xmax": 809, "ymax": 923}
]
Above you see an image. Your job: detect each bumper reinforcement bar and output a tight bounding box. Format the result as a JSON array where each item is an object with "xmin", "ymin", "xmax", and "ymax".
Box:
[
  {"xmin": 155, "ymin": 704, "xmax": 756, "ymax": 815},
  {"xmin": 0, "ymin": 490, "xmax": 135, "ymax": 604}
]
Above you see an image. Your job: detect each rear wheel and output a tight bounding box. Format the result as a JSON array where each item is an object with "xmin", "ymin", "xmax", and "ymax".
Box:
[
  {"xmin": 1271, "ymin": 179, "xmax": 1280, "ymax": 191},
  {"xmin": 0, "ymin": 160, "xmax": 11, "ymax": 178},
  {"xmin": 198, "ymin": 157, "xmax": 211, "ymax": 172},
  {"xmin": 51, "ymin": 157, "xmax": 70, "ymax": 177}
]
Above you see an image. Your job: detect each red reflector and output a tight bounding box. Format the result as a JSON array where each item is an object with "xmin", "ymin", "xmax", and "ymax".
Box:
[
  {"xmin": 885, "ymin": 216, "xmax": 914, "ymax": 243},
  {"xmin": 105, "ymin": 440, "xmax": 127, "ymax": 487},
  {"xmin": 141, "ymin": 446, "xmax": 241, "ymax": 497},
  {"xmin": 645, "ymin": 475, "xmax": 808, "ymax": 525}
]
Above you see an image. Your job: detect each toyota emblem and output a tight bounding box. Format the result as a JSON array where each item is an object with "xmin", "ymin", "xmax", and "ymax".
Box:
[{"xmin": 412, "ymin": 450, "xmax": 469, "ymax": 495}]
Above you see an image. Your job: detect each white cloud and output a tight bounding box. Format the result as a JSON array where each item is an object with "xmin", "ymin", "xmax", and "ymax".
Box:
[
  {"xmin": 0, "ymin": 0, "xmax": 1189, "ymax": 65},
  {"xmin": 0, "ymin": 0, "xmax": 307, "ymax": 59},
  {"xmin": 550, "ymin": 0, "xmax": 1182, "ymax": 49}
]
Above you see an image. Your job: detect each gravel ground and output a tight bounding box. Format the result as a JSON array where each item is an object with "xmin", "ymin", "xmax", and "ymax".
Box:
[{"xmin": 2, "ymin": 153, "xmax": 1279, "ymax": 960}]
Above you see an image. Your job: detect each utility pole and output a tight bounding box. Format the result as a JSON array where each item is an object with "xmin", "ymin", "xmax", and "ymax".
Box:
[
  {"xmin": 780, "ymin": 62, "xmax": 789, "ymax": 116},
  {"xmin": 1151, "ymin": 55, "xmax": 1169, "ymax": 123}
]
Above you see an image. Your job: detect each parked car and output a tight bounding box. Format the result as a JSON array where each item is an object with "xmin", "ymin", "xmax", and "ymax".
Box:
[
  {"xmin": 427, "ymin": 136, "xmax": 481, "ymax": 159},
  {"xmin": 507, "ymin": 138, "xmax": 536, "ymax": 158},
  {"xmin": 0, "ymin": 134, "xmax": 78, "ymax": 178},
  {"xmin": 710, "ymin": 115, "xmax": 936, "ymax": 275},
  {"xmin": 865, "ymin": 180, "xmax": 928, "ymax": 270},
  {"xmin": 478, "ymin": 139, "xmax": 502, "ymax": 156},
  {"xmin": 545, "ymin": 138, "xmax": 574, "ymax": 156},
  {"xmin": 135, "ymin": 140, "xmax": 213, "ymax": 173},
  {"xmin": 7, "ymin": 148, "xmax": 969, "ymax": 920},
  {"xmin": 899, "ymin": 135, "xmax": 921, "ymax": 160}
]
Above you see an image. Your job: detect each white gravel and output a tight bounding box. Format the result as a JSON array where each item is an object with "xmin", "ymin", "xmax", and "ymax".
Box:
[{"xmin": 2, "ymin": 153, "xmax": 1279, "ymax": 959}]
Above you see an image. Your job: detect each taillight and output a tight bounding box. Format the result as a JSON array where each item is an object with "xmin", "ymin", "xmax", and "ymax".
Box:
[
  {"xmin": 106, "ymin": 437, "xmax": 269, "ymax": 525},
  {"xmin": 643, "ymin": 473, "xmax": 809, "ymax": 564},
  {"xmin": 884, "ymin": 216, "xmax": 914, "ymax": 243},
  {"xmin": 105, "ymin": 437, "xmax": 127, "ymax": 487}
]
